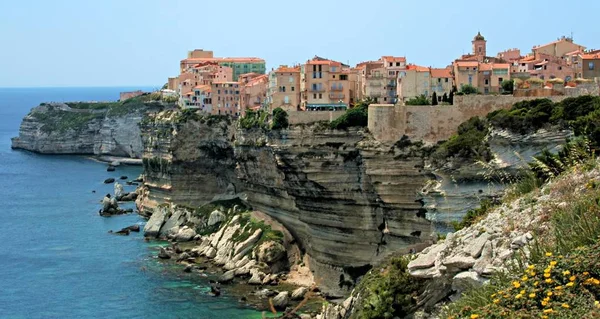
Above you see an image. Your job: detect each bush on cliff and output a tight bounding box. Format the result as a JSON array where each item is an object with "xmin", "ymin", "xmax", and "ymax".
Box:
[
  {"xmin": 460, "ymin": 84, "xmax": 478, "ymax": 95},
  {"xmin": 271, "ymin": 107, "xmax": 289, "ymax": 130},
  {"xmin": 405, "ymin": 95, "xmax": 430, "ymax": 106},
  {"xmin": 351, "ymin": 256, "xmax": 427, "ymax": 319},
  {"xmin": 329, "ymin": 99, "xmax": 370, "ymax": 130},
  {"xmin": 433, "ymin": 116, "xmax": 492, "ymax": 164},
  {"xmin": 239, "ymin": 109, "xmax": 268, "ymax": 130}
]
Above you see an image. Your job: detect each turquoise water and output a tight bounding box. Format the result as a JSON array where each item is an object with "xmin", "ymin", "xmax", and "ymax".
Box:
[{"xmin": 0, "ymin": 87, "xmax": 265, "ymax": 318}]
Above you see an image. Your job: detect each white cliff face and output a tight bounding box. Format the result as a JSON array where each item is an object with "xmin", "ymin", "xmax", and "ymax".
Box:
[{"xmin": 11, "ymin": 102, "xmax": 166, "ymax": 157}]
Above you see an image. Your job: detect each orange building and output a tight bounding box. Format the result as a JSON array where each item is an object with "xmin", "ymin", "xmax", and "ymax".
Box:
[
  {"xmin": 211, "ymin": 82, "xmax": 241, "ymax": 115},
  {"xmin": 302, "ymin": 56, "xmax": 355, "ymax": 110},
  {"xmin": 267, "ymin": 65, "xmax": 301, "ymax": 112},
  {"xmin": 239, "ymin": 74, "xmax": 268, "ymax": 115}
]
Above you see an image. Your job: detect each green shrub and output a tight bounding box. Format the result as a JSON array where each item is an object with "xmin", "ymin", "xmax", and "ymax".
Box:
[
  {"xmin": 433, "ymin": 117, "xmax": 492, "ymax": 163},
  {"xmin": 330, "ymin": 100, "xmax": 369, "ymax": 130},
  {"xmin": 352, "ymin": 256, "xmax": 427, "ymax": 319},
  {"xmin": 405, "ymin": 95, "xmax": 430, "ymax": 105},
  {"xmin": 239, "ymin": 109, "xmax": 268, "ymax": 130},
  {"xmin": 487, "ymin": 99, "xmax": 555, "ymax": 134},
  {"xmin": 451, "ymin": 199, "xmax": 495, "ymax": 231},
  {"xmin": 271, "ymin": 107, "xmax": 289, "ymax": 130},
  {"xmin": 460, "ymin": 84, "xmax": 478, "ymax": 95}
]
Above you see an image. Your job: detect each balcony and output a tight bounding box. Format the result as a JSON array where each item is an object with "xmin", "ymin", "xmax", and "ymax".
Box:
[
  {"xmin": 330, "ymin": 86, "xmax": 344, "ymax": 91},
  {"xmin": 309, "ymin": 87, "xmax": 325, "ymax": 92},
  {"xmin": 369, "ymin": 82, "xmax": 383, "ymax": 87},
  {"xmin": 386, "ymin": 82, "xmax": 397, "ymax": 88},
  {"xmin": 368, "ymin": 74, "xmax": 384, "ymax": 79},
  {"xmin": 329, "ymin": 93, "xmax": 345, "ymax": 99}
]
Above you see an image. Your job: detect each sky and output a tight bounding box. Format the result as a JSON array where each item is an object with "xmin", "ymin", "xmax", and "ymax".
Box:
[{"xmin": 1, "ymin": 0, "xmax": 599, "ymax": 87}]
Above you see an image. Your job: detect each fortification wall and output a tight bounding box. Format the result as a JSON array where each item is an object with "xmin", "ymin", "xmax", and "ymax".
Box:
[
  {"xmin": 287, "ymin": 111, "xmax": 345, "ymax": 125},
  {"xmin": 369, "ymin": 95, "xmax": 571, "ymax": 143}
]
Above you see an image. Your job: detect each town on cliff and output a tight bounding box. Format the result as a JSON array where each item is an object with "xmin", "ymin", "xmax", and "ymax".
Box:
[{"xmin": 11, "ymin": 31, "xmax": 600, "ymax": 319}]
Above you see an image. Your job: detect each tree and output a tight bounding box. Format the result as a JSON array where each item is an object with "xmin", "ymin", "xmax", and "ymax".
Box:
[
  {"xmin": 431, "ymin": 92, "xmax": 438, "ymax": 105},
  {"xmin": 460, "ymin": 84, "xmax": 478, "ymax": 95},
  {"xmin": 271, "ymin": 107, "xmax": 289, "ymax": 130},
  {"xmin": 501, "ymin": 80, "xmax": 514, "ymax": 94},
  {"xmin": 442, "ymin": 93, "xmax": 448, "ymax": 103},
  {"xmin": 449, "ymin": 91, "xmax": 455, "ymax": 105}
]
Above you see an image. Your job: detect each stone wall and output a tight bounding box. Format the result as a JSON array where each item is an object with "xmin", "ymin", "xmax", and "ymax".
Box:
[
  {"xmin": 287, "ymin": 111, "xmax": 345, "ymax": 125},
  {"xmin": 119, "ymin": 90, "xmax": 145, "ymax": 101},
  {"xmin": 369, "ymin": 95, "xmax": 572, "ymax": 143}
]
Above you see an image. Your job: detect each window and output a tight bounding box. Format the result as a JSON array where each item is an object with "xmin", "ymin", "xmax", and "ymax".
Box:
[
  {"xmin": 558, "ymin": 66, "xmax": 562, "ymax": 70},
  {"xmin": 484, "ymin": 88, "xmax": 489, "ymax": 94},
  {"xmin": 445, "ymin": 78, "xmax": 449, "ymax": 83},
  {"xmin": 312, "ymin": 84, "xmax": 317, "ymax": 91},
  {"xmin": 291, "ymin": 86, "xmax": 295, "ymax": 91},
  {"xmin": 284, "ymin": 96, "xmax": 289, "ymax": 104},
  {"xmin": 313, "ymin": 65, "xmax": 317, "ymax": 72},
  {"xmin": 384, "ymin": 97, "xmax": 387, "ymax": 102},
  {"xmin": 218, "ymin": 90, "xmax": 221, "ymax": 94},
  {"xmin": 396, "ymin": 62, "xmax": 400, "ymax": 66},
  {"xmin": 331, "ymin": 66, "xmax": 337, "ymax": 72},
  {"xmin": 340, "ymin": 74, "xmax": 348, "ymax": 80},
  {"xmin": 498, "ymin": 77, "xmax": 503, "ymax": 85},
  {"xmin": 313, "ymin": 93, "xmax": 317, "ymax": 99},
  {"xmin": 478, "ymin": 47, "xmax": 482, "ymax": 53},
  {"xmin": 590, "ymin": 62, "xmax": 595, "ymax": 70},
  {"xmin": 438, "ymin": 78, "xmax": 441, "ymax": 83},
  {"xmin": 389, "ymin": 62, "xmax": 392, "ymax": 67},
  {"xmin": 319, "ymin": 93, "xmax": 322, "ymax": 99},
  {"xmin": 318, "ymin": 65, "xmax": 322, "ymax": 72},
  {"xmin": 333, "ymin": 75, "xmax": 336, "ymax": 78},
  {"xmin": 312, "ymin": 73, "xmax": 316, "ymax": 79}
]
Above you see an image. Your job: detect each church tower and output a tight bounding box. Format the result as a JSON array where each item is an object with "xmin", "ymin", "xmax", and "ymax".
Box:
[{"xmin": 472, "ymin": 32, "xmax": 487, "ymax": 62}]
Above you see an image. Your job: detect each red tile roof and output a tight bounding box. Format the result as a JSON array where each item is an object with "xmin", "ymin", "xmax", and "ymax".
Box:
[
  {"xmin": 430, "ymin": 68, "xmax": 452, "ymax": 78},
  {"xmin": 381, "ymin": 56, "xmax": 407, "ymax": 62},
  {"xmin": 306, "ymin": 59, "xmax": 342, "ymax": 66},
  {"xmin": 406, "ymin": 64, "xmax": 429, "ymax": 72},
  {"xmin": 275, "ymin": 66, "xmax": 300, "ymax": 73},
  {"xmin": 581, "ymin": 53, "xmax": 600, "ymax": 60},
  {"xmin": 455, "ymin": 61, "xmax": 479, "ymax": 67},
  {"xmin": 183, "ymin": 57, "xmax": 265, "ymax": 63}
]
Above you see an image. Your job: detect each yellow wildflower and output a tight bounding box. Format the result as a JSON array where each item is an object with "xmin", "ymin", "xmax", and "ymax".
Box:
[
  {"xmin": 521, "ymin": 275, "xmax": 528, "ymax": 281},
  {"xmin": 544, "ymin": 273, "xmax": 551, "ymax": 278},
  {"xmin": 534, "ymin": 281, "xmax": 540, "ymax": 286},
  {"xmin": 520, "ymin": 290, "xmax": 526, "ymax": 295},
  {"xmin": 470, "ymin": 314, "xmax": 479, "ymax": 319},
  {"xmin": 541, "ymin": 300, "xmax": 549, "ymax": 306},
  {"xmin": 550, "ymin": 261, "xmax": 557, "ymax": 266},
  {"xmin": 512, "ymin": 281, "xmax": 521, "ymax": 288},
  {"xmin": 547, "ymin": 292, "xmax": 553, "ymax": 297},
  {"xmin": 515, "ymin": 294, "xmax": 523, "ymax": 299},
  {"xmin": 544, "ymin": 297, "xmax": 550, "ymax": 302},
  {"xmin": 562, "ymin": 303, "xmax": 570, "ymax": 309},
  {"xmin": 562, "ymin": 270, "xmax": 571, "ymax": 276},
  {"xmin": 546, "ymin": 252, "xmax": 553, "ymax": 257},
  {"xmin": 595, "ymin": 300, "xmax": 599, "ymax": 308},
  {"xmin": 570, "ymin": 276, "xmax": 576, "ymax": 282},
  {"xmin": 543, "ymin": 308, "xmax": 554, "ymax": 314},
  {"xmin": 593, "ymin": 278, "xmax": 600, "ymax": 285},
  {"xmin": 493, "ymin": 299, "xmax": 500, "ymax": 304},
  {"xmin": 528, "ymin": 265, "xmax": 535, "ymax": 270},
  {"xmin": 566, "ymin": 282, "xmax": 574, "ymax": 287},
  {"xmin": 545, "ymin": 278, "xmax": 553, "ymax": 284},
  {"xmin": 529, "ymin": 293, "xmax": 536, "ymax": 298},
  {"xmin": 542, "ymin": 316, "xmax": 548, "ymax": 319},
  {"xmin": 584, "ymin": 271, "xmax": 589, "ymax": 276}
]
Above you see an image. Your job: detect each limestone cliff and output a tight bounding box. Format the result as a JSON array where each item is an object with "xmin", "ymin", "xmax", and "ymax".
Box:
[
  {"xmin": 11, "ymin": 98, "xmax": 169, "ymax": 157},
  {"xmin": 137, "ymin": 111, "xmax": 435, "ymax": 295}
]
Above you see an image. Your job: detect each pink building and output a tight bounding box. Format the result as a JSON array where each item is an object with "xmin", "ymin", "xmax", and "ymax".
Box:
[
  {"xmin": 239, "ymin": 74, "xmax": 268, "ymax": 115},
  {"xmin": 211, "ymin": 82, "xmax": 241, "ymax": 116}
]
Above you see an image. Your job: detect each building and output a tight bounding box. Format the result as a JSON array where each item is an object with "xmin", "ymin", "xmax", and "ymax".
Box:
[
  {"xmin": 189, "ymin": 63, "xmax": 233, "ymax": 86},
  {"xmin": 532, "ymin": 36, "xmax": 586, "ymax": 58},
  {"xmin": 356, "ymin": 56, "xmax": 406, "ymax": 103},
  {"xmin": 119, "ymin": 90, "xmax": 145, "ymax": 101},
  {"xmin": 582, "ymin": 53, "xmax": 600, "ymax": 79},
  {"xmin": 180, "ymin": 54, "xmax": 266, "ymax": 81},
  {"xmin": 477, "ymin": 63, "xmax": 510, "ymax": 93},
  {"xmin": 181, "ymin": 85, "xmax": 212, "ymax": 112},
  {"xmin": 211, "ymin": 82, "xmax": 241, "ymax": 115},
  {"xmin": 514, "ymin": 53, "xmax": 575, "ymax": 81},
  {"xmin": 239, "ymin": 74, "xmax": 268, "ymax": 115},
  {"xmin": 267, "ymin": 65, "xmax": 301, "ymax": 112},
  {"xmin": 397, "ymin": 65, "xmax": 453, "ymax": 102},
  {"xmin": 302, "ymin": 57, "xmax": 354, "ymax": 111},
  {"xmin": 167, "ymin": 77, "xmax": 179, "ymax": 91}
]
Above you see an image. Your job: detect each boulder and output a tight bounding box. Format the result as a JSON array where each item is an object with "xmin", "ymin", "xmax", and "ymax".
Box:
[
  {"xmin": 291, "ymin": 287, "xmax": 308, "ymax": 300},
  {"xmin": 175, "ymin": 226, "xmax": 197, "ymax": 242},
  {"xmin": 113, "ymin": 228, "xmax": 130, "ymax": 236},
  {"xmin": 256, "ymin": 241, "xmax": 286, "ymax": 264},
  {"xmin": 144, "ymin": 206, "xmax": 169, "ymax": 238},
  {"xmin": 183, "ymin": 265, "xmax": 193, "ymax": 273},
  {"xmin": 205, "ymin": 247, "xmax": 217, "ymax": 258},
  {"xmin": 158, "ymin": 247, "xmax": 170, "ymax": 259},
  {"xmin": 104, "ymin": 178, "xmax": 115, "ymax": 184},
  {"xmin": 272, "ymin": 291, "xmax": 289, "ymax": 310},
  {"xmin": 219, "ymin": 270, "xmax": 236, "ymax": 284},
  {"xmin": 120, "ymin": 176, "xmax": 128, "ymax": 180},
  {"xmin": 111, "ymin": 161, "xmax": 121, "ymax": 167},
  {"xmin": 106, "ymin": 166, "xmax": 115, "ymax": 172},
  {"xmin": 125, "ymin": 224, "xmax": 141, "ymax": 232},
  {"xmin": 248, "ymin": 270, "xmax": 264, "ymax": 285},
  {"xmin": 451, "ymin": 271, "xmax": 487, "ymax": 300},
  {"xmin": 465, "ymin": 233, "xmax": 490, "ymax": 258},
  {"xmin": 114, "ymin": 183, "xmax": 124, "ymax": 198},
  {"xmin": 210, "ymin": 282, "xmax": 221, "ymax": 296},
  {"xmin": 408, "ymin": 243, "xmax": 447, "ymax": 270},
  {"xmin": 442, "ymin": 255, "xmax": 476, "ymax": 271},
  {"xmin": 256, "ymin": 288, "xmax": 277, "ymax": 299},
  {"xmin": 207, "ymin": 210, "xmax": 226, "ymax": 227}
]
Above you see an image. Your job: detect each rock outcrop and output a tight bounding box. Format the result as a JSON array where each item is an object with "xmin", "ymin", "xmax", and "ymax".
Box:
[{"xmin": 11, "ymin": 100, "xmax": 169, "ymax": 157}]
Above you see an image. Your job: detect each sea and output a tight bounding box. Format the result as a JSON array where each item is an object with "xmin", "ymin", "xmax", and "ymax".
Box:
[{"xmin": 0, "ymin": 87, "xmax": 267, "ymax": 319}]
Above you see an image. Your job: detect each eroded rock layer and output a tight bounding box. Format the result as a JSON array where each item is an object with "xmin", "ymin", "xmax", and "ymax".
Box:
[{"xmin": 137, "ymin": 111, "xmax": 435, "ymax": 294}]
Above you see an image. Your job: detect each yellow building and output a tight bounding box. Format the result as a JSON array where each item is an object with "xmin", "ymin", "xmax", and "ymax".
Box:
[
  {"xmin": 302, "ymin": 57, "xmax": 353, "ymax": 110},
  {"xmin": 267, "ymin": 65, "xmax": 301, "ymax": 112}
]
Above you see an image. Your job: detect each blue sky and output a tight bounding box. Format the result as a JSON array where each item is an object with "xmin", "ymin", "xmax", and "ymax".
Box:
[{"xmin": 1, "ymin": 0, "xmax": 599, "ymax": 87}]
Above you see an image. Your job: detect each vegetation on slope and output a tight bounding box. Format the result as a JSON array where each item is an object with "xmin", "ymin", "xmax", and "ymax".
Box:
[
  {"xmin": 445, "ymin": 159, "xmax": 600, "ymax": 319},
  {"xmin": 432, "ymin": 117, "xmax": 492, "ymax": 165}
]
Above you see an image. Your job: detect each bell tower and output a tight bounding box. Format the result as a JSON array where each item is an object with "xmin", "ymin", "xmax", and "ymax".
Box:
[{"xmin": 472, "ymin": 32, "xmax": 487, "ymax": 62}]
